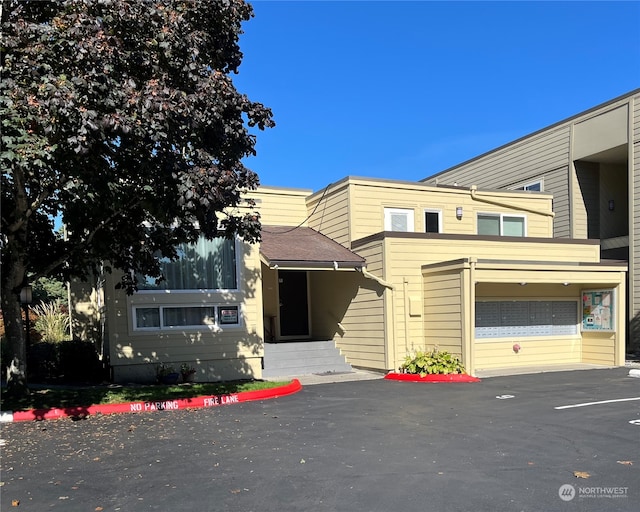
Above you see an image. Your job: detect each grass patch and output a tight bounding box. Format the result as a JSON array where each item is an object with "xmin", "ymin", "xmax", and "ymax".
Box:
[{"xmin": 1, "ymin": 380, "xmax": 291, "ymax": 412}]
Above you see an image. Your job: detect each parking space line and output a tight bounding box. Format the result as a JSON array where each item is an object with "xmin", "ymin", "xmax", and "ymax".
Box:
[{"xmin": 554, "ymin": 397, "xmax": 640, "ymax": 410}]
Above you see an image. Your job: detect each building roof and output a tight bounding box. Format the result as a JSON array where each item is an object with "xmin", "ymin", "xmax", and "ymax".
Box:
[{"xmin": 260, "ymin": 226, "xmax": 365, "ymax": 270}]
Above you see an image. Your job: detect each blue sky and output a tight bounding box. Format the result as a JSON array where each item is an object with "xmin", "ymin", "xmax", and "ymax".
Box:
[{"xmin": 235, "ymin": 0, "xmax": 640, "ymax": 192}]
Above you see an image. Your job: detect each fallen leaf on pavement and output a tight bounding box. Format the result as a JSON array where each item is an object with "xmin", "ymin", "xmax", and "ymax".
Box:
[
  {"xmin": 616, "ymin": 460, "xmax": 633, "ymax": 465},
  {"xmin": 11, "ymin": 499, "xmax": 19, "ymax": 506},
  {"xmin": 574, "ymin": 471, "xmax": 590, "ymax": 479}
]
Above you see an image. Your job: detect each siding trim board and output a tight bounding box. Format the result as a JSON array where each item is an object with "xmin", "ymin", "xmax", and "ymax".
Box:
[{"xmin": 352, "ymin": 230, "xmax": 602, "ymax": 249}]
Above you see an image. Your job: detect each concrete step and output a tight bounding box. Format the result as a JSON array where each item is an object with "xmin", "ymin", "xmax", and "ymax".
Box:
[{"xmin": 262, "ymin": 341, "xmax": 353, "ymax": 378}]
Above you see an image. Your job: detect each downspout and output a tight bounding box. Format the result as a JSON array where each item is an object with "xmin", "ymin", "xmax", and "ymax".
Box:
[
  {"xmin": 403, "ymin": 278, "xmax": 410, "ymax": 353},
  {"xmin": 360, "ymin": 268, "xmax": 394, "ymax": 290},
  {"xmin": 469, "ymin": 185, "xmax": 556, "ymax": 218},
  {"xmin": 467, "ymin": 258, "xmax": 477, "ymax": 376},
  {"xmin": 359, "ymin": 267, "xmax": 396, "ymax": 371}
]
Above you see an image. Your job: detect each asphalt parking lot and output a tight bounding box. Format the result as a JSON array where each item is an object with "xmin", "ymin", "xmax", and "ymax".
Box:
[{"xmin": 1, "ymin": 367, "xmax": 639, "ymax": 512}]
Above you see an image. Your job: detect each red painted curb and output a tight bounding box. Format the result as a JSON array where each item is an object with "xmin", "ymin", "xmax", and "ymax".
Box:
[
  {"xmin": 9, "ymin": 379, "xmax": 302, "ymax": 422},
  {"xmin": 384, "ymin": 373, "xmax": 481, "ymax": 383}
]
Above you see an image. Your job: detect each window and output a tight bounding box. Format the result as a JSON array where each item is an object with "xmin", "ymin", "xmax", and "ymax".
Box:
[
  {"xmin": 424, "ymin": 210, "xmax": 442, "ymax": 233},
  {"xmin": 521, "ymin": 181, "xmax": 542, "ymax": 192},
  {"xmin": 475, "ymin": 300, "xmax": 578, "ymax": 339},
  {"xmin": 134, "ymin": 304, "xmax": 240, "ymax": 330},
  {"xmin": 513, "ymin": 180, "xmax": 543, "ymax": 192},
  {"xmin": 384, "ymin": 208, "xmax": 414, "ymax": 232},
  {"xmin": 138, "ymin": 236, "xmax": 237, "ymax": 291},
  {"xmin": 477, "ymin": 213, "xmax": 525, "ymax": 237}
]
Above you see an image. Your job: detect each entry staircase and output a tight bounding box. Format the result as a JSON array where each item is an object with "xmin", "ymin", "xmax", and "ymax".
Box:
[{"xmin": 262, "ymin": 340, "xmax": 353, "ymax": 378}]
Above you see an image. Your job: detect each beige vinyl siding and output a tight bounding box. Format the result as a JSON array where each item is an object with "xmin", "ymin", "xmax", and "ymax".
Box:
[
  {"xmin": 345, "ymin": 178, "xmax": 554, "ymax": 239},
  {"xmin": 423, "ymin": 127, "xmax": 571, "ymax": 189},
  {"xmin": 69, "ymin": 277, "xmax": 102, "ymax": 342},
  {"xmin": 474, "ymin": 338, "xmax": 581, "ymax": 370},
  {"xmin": 422, "ymin": 271, "xmax": 463, "ymax": 358},
  {"xmin": 544, "ymin": 167, "xmax": 570, "ymax": 237},
  {"xmin": 379, "ymin": 236, "xmax": 601, "ymax": 267},
  {"xmin": 251, "ymin": 187, "xmax": 311, "ymax": 226},
  {"xmin": 379, "ymin": 237, "xmax": 608, "ymax": 371},
  {"xmin": 333, "ymin": 241, "xmax": 388, "ymax": 369},
  {"xmin": 424, "ymin": 127, "xmax": 573, "ymax": 238},
  {"xmin": 424, "ymin": 126, "xmax": 570, "ymax": 237},
  {"xmin": 573, "ymin": 160, "xmax": 600, "ymax": 239},
  {"xmin": 633, "ymin": 93, "xmax": 640, "ymax": 343},
  {"xmin": 582, "ymin": 332, "xmax": 616, "ymax": 365},
  {"xmin": 306, "ymin": 181, "xmax": 351, "ymax": 246},
  {"xmin": 105, "ymin": 241, "xmax": 264, "ymax": 382}
]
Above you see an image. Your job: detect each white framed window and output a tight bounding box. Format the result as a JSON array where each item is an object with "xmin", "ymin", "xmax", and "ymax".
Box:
[
  {"xmin": 513, "ymin": 180, "xmax": 543, "ymax": 192},
  {"xmin": 138, "ymin": 236, "xmax": 238, "ymax": 292},
  {"xmin": 424, "ymin": 209, "xmax": 442, "ymax": 233},
  {"xmin": 477, "ymin": 213, "xmax": 526, "ymax": 237},
  {"xmin": 384, "ymin": 208, "xmax": 414, "ymax": 232},
  {"xmin": 133, "ymin": 304, "xmax": 241, "ymax": 331}
]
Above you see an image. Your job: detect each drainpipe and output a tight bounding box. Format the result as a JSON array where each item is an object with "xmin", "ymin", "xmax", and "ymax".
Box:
[
  {"xmin": 360, "ymin": 268, "xmax": 394, "ymax": 290},
  {"xmin": 467, "ymin": 258, "xmax": 477, "ymax": 376},
  {"xmin": 358, "ymin": 267, "xmax": 396, "ymax": 371},
  {"xmin": 403, "ymin": 278, "xmax": 411, "ymax": 354},
  {"xmin": 469, "ymin": 185, "xmax": 555, "ymax": 218}
]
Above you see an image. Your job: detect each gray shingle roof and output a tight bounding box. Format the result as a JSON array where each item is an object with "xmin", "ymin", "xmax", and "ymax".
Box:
[{"xmin": 260, "ymin": 226, "xmax": 365, "ymax": 269}]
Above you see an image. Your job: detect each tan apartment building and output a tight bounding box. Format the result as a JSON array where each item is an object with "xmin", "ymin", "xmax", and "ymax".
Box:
[
  {"xmin": 422, "ymin": 88, "xmax": 640, "ymax": 353},
  {"xmin": 74, "ymin": 177, "xmax": 627, "ymax": 382}
]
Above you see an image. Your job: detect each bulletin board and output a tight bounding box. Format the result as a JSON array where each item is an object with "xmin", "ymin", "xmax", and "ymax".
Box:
[{"xmin": 581, "ymin": 289, "xmax": 615, "ymax": 331}]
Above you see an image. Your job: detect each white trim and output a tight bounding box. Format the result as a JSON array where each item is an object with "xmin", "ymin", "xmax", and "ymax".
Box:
[
  {"xmin": 132, "ymin": 303, "xmax": 243, "ymax": 332},
  {"xmin": 511, "ymin": 179, "xmax": 544, "ymax": 192},
  {"xmin": 384, "ymin": 207, "xmax": 415, "ymax": 232},
  {"xmin": 476, "ymin": 212, "xmax": 527, "ymax": 236}
]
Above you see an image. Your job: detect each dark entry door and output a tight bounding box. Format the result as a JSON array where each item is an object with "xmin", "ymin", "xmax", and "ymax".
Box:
[{"xmin": 278, "ymin": 270, "xmax": 309, "ymax": 338}]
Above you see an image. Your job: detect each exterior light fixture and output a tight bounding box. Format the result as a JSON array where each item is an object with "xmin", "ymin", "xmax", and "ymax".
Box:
[
  {"xmin": 563, "ymin": 282, "xmax": 569, "ymax": 286},
  {"xmin": 456, "ymin": 206, "xmax": 463, "ymax": 219},
  {"xmin": 519, "ymin": 282, "xmax": 527, "ymax": 286}
]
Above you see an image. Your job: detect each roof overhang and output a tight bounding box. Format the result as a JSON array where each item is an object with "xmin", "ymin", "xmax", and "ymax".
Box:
[{"xmin": 260, "ymin": 226, "xmax": 366, "ymax": 271}]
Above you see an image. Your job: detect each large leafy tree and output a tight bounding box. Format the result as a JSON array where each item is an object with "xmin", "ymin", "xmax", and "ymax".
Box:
[{"xmin": 1, "ymin": 0, "xmax": 274, "ymax": 394}]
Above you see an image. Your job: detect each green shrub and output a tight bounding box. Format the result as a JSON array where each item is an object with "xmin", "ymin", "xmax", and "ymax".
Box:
[
  {"xmin": 33, "ymin": 300, "xmax": 70, "ymax": 343},
  {"xmin": 400, "ymin": 348, "xmax": 466, "ymax": 376}
]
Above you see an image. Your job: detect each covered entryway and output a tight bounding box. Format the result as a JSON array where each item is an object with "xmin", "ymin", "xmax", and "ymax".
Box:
[{"xmin": 259, "ymin": 225, "xmax": 366, "ymax": 376}]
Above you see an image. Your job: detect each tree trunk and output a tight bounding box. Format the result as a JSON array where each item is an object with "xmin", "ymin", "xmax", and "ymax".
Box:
[
  {"xmin": 1, "ymin": 237, "xmax": 29, "ymax": 397},
  {"xmin": 1, "ymin": 284, "xmax": 28, "ymax": 396}
]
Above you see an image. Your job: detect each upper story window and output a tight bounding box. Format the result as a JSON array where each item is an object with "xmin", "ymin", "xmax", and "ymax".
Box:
[
  {"xmin": 477, "ymin": 213, "xmax": 526, "ymax": 237},
  {"xmin": 514, "ymin": 180, "xmax": 543, "ymax": 192},
  {"xmin": 384, "ymin": 208, "xmax": 414, "ymax": 232},
  {"xmin": 424, "ymin": 209, "xmax": 442, "ymax": 233},
  {"xmin": 138, "ymin": 236, "xmax": 237, "ymax": 291}
]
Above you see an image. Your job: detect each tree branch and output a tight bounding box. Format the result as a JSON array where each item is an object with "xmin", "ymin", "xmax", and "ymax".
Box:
[{"xmin": 31, "ymin": 197, "xmax": 140, "ymax": 281}]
